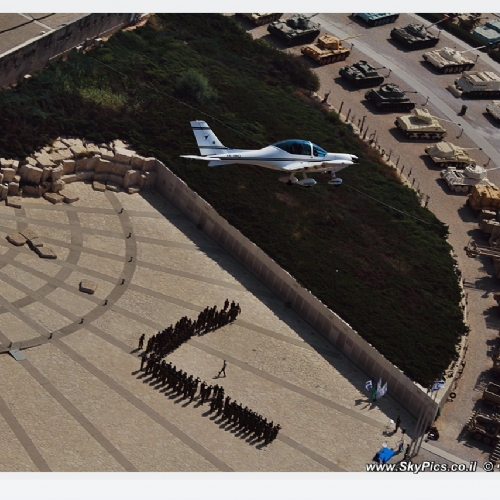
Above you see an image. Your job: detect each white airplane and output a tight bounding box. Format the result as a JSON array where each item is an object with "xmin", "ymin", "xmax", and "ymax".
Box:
[{"xmin": 180, "ymin": 120, "xmax": 358, "ymax": 187}]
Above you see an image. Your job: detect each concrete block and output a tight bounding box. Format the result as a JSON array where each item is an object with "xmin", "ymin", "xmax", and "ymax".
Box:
[
  {"xmin": 94, "ymin": 172, "xmax": 109, "ymax": 182},
  {"xmin": 6, "ymin": 196, "xmax": 22, "ymax": 209},
  {"xmin": 36, "ymin": 154, "xmax": 56, "ymax": 169},
  {"xmin": 19, "ymin": 164, "xmax": 43, "ymax": 184},
  {"xmin": 70, "ymin": 145, "xmax": 88, "ymax": 156},
  {"xmin": 93, "ymin": 181, "xmax": 106, "ymax": 192},
  {"xmin": 0, "ymin": 184, "xmax": 8, "ymax": 200},
  {"xmin": 122, "ymin": 169, "xmax": 140, "ymax": 189},
  {"xmin": 106, "ymin": 181, "xmax": 121, "ymax": 192},
  {"xmin": 0, "ymin": 173, "xmax": 3, "ymax": 184},
  {"xmin": 75, "ymin": 157, "xmax": 88, "ymax": 172},
  {"xmin": 25, "ymin": 157, "xmax": 37, "ymax": 167},
  {"xmin": 19, "ymin": 228, "xmax": 38, "ymax": 241},
  {"xmin": 6, "ymin": 233, "xmax": 26, "ymax": 246},
  {"xmin": 111, "ymin": 162, "xmax": 130, "ymax": 176},
  {"xmin": 145, "ymin": 171, "xmax": 157, "ymax": 189},
  {"xmin": 2, "ymin": 168, "xmax": 16, "ymax": 182},
  {"xmin": 107, "ymin": 174, "xmax": 123, "ymax": 185},
  {"xmin": 41, "ymin": 167, "xmax": 51, "ymax": 182},
  {"xmin": 62, "ymin": 159, "xmax": 76, "ymax": 175},
  {"xmin": 80, "ymin": 280, "xmax": 97, "ymax": 294},
  {"xmin": 50, "ymin": 179, "xmax": 65, "ymax": 193},
  {"xmin": 126, "ymin": 185, "xmax": 141, "ymax": 194},
  {"xmin": 7, "ymin": 182, "xmax": 19, "ymax": 196},
  {"xmin": 50, "ymin": 165, "xmax": 64, "ymax": 181},
  {"xmin": 62, "ymin": 174, "xmax": 78, "ymax": 184},
  {"xmin": 114, "ymin": 147, "xmax": 133, "ymax": 164},
  {"xmin": 131, "ymin": 155, "xmax": 145, "ymax": 169},
  {"xmin": 43, "ymin": 192, "xmax": 65, "ymax": 204},
  {"xmin": 142, "ymin": 157, "xmax": 157, "ymax": 172},
  {"xmin": 74, "ymin": 171, "xmax": 94, "ymax": 182},
  {"xmin": 22, "ymin": 185, "xmax": 42, "ymax": 197},
  {"xmin": 34, "ymin": 246, "xmax": 57, "ymax": 259},
  {"xmin": 95, "ymin": 158, "xmax": 112, "ymax": 174},
  {"xmin": 56, "ymin": 149, "xmax": 74, "ymax": 160}
]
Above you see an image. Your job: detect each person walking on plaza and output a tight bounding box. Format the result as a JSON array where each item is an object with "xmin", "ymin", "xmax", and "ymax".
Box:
[
  {"xmin": 395, "ymin": 415, "xmax": 401, "ymax": 433},
  {"xmin": 138, "ymin": 333, "xmax": 145, "ymax": 350},
  {"xmin": 218, "ymin": 360, "xmax": 227, "ymax": 378}
]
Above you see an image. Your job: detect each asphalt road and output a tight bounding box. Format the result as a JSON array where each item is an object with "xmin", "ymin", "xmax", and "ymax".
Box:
[{"xmin": 241, "ymin": 13, "xmax": 500, "ymax": 464}]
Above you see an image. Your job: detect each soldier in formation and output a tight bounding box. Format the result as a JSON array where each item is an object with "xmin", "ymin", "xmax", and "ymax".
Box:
[{"xmin": 139, "ymin": 355, "xmax": 281, "ymax": 445}]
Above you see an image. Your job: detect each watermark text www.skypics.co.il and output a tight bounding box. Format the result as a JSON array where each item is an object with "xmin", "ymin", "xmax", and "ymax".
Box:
[{"xmin": 366, "ymin": 461, "xmax": 478, "ymax": 473}]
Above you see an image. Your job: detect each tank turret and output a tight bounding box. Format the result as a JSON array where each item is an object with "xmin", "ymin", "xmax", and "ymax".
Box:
[
  {"xmin": 339, "ymin": 60, "xmax": 385, "ymax": 87},
  {"xmin": 452, "ymin": 71, "xmax": 500, "ymax": 98},
  {"xmin": 365, "ymin": 83, "xmax": 416, "ymax": 112},
  {"xmin": 423, "ymin": 46, "xmax": 486, "ymax": 73},
  {"xmin": 390, "ymin": 21, "xmax": 442, "ymax": 50},
  {"xmin": 239, "ymin": 13, "xmax": 283, "ymax": 26},
  {"xmin": 267, "ymin": 14, "xmax": 320, "ymax": 46},
  {"xmin": 301, "ymin": 34, "xmax": 362, "ymax": 65},
  {"xmin": 425, "ymin": 141, "xmax": 481, "ymax": 166},
  {"xmin": 394, "ymin": 108, "xmax": 452, "ymax": 139},
  {"xmin": 353, "ymin": 13, "xmax": 399, "ymax": 27}
]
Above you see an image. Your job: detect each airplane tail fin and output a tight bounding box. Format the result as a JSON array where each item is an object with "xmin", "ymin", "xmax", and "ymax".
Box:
[{"xmin": 190, "ymin": 120, "xmax": 228, "ymax": 156}]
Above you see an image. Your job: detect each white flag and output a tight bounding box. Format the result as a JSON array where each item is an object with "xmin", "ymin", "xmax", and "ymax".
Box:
[
  {"xmin": 377, "ymin": 380, "xmax": 388, "ymax": 398},
  {"xmin": 431, "ymin": 380, "xmax": 445, "ymax": 392},
  {"xmin": 365, "ymin": 380, "xmax": 373, "ymax": 391}
]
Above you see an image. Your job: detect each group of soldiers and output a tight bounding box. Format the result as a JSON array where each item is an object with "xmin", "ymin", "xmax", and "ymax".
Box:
[
  {"xmin": 209, "ymin": 390, "xmax": 281, "ymax": 445},
  {"xmin": 139, "ymin": 345, "xmax": 282, "ymax": 446},
  {"xmin": 139, "ymin": 300, "xmax": 242, "ymax": 358}
]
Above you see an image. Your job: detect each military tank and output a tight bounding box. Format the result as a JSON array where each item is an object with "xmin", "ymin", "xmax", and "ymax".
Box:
[
  {"xmin": 365, "ymin": 83, "xmax": 415, "ymax": 112},
  {"xmin": 440, "ymin": 164, "xmax": 495, "ymax": 193},
  {"xmin": 453, "ymin": 71, "xmax": 500, "ymax": 98},
  {"xmin": 301, "ymin": 34, "xmax": 362, "ymax": 65},
  {"xmin": 239, "ymin": 13, "xmax": 283, "ymax": 26},
  {"xmin": 353, "ymin": 13, "xmax": 399, "ymax": 27},
  {"xmin": 486, "ymin": 101, "xmax": 500, "ymax": 121},
  {"xmin": 339, "ymin": 60, "xmax": 385, "ymax": 88},
  {"xmin": 394, "ymin": 108, "xmax": 449, "ymax": 139},
  {"xmin": 267, "ymin": 14, "xmax": 320, "ymax": 46},
  {"xmin": 390, "ymin": 21, "xmax": 442, "ymax": 50},
  {"xmin": 425, "ymin": 141, "xmax": 481, "ymax": 166},
  {"xmin": 422, "ymin": 46, "xmax": 485, "ymax": 74}
]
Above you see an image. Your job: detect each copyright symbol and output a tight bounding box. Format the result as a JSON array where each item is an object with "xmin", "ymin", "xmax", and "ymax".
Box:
[{"xmin": 483, "ymin": 461, "xmax": 494, "ymax": 472}]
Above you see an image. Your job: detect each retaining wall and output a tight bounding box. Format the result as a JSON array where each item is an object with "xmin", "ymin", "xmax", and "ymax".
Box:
[
  {"xmin": 154, "ymin": 160, "xmax": 438, "ymax": 420},
  {"xmin": 0, "ymin": 13, "xmax": 133, "ymax": 88}
]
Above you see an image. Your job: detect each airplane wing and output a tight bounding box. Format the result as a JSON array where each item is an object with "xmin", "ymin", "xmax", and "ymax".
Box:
[{"xmin": 281, "ymin": 160, "xmax": 355, "ymax": 171}]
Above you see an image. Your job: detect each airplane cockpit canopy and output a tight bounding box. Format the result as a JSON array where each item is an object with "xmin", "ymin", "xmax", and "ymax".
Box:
[{"xmin": 273, "ymin": 140, "xmax": 327, "ymax": 157}]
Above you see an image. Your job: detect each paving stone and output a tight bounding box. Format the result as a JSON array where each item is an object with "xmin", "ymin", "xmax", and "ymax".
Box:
[
  {"xmin": 34, "ymin": 246, "xmax": 57, "ymax": 259},
  {"xmin": 43, "ymin": 192, "xmax": 65, "ymax": 205},
  {"xmin": 6, "ymin": 196, "xmax": 22, "ymax": 209},
  {"xmin": 79, "ymin": 280, "xmax": 97, "ymax": 295},
  {"xmin": 6, "ymin": 233, "xmax": 26, "ymax": 246},
  {"xmin": 92, "ymin": 181, "xmax": 107, "ymax": 192},
  {"xmin": 59, "ymin": 189, "xmax": 80, "ymax": 204}
]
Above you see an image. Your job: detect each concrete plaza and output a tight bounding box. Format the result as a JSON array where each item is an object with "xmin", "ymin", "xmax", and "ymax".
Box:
[{"xmin": 0, "ymin": 182, "xmax": 424, "ymax": 471}]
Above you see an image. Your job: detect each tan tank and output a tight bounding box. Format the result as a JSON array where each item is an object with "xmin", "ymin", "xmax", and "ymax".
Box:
[
  {"xmin": 466, "ymin": 410, "xmax": 500, "ymax": 446},
  {"xmin": 422, "ymin": 47, "xmax": 482, "ymax": 74},
  {"xmin": 394, "ymin": 108, "xmax": 448, "ymax": 139},
  {"xmin": 301, "ymin": 34, "xmax": 362, "ymax": 65},
  {"xmin": 453, "ymin": 71, "xmax": 500, "ymax": 99},
  {"xmin": 486, "ymin": 101, "xmax": 500, "ymax": 121},
  {"xmin": 467, "ymin": 185, "xmax": 500, "ymax": 212},
  {"xmin": 425, "ymin": 141, "xmax": 481, "ymax": 167},
  {"xmin": 240, "ymin": 13, "xmax": 283, "ymax": 26},
  {"xmin": 440, "ymin": 164, "xmax": 495, "ymax": 193}
]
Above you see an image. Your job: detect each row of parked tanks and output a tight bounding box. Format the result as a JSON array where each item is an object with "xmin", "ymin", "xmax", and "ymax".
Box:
[{"xmin": 239, "ymin": 13, "xmax": 498, "ymax": 193}]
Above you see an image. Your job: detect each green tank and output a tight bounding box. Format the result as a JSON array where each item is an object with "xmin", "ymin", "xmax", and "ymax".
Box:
[
  {"xmin": 390, "ymin": 23, "xmax": 440, "ymax": 50},
  {"xmin": 353, "ymin": 13, "xmax": 399, "ymax": 27},
  {"xmin": 267, "ymin": 14, "xmax": 320, "ymax": 46},
  {"xmin": 365, "ymin": 83, "xmax": 416, "ymax": 112},
  {"xmin": 339, "ymin": 60, "xmax": 385, "ymax": 88}
]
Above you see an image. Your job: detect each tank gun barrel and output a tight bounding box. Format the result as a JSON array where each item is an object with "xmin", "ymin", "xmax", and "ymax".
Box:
[
  {"xmin": 341, "ymin": 34, "xmax": 363, "ymax": 41},
  {"xmin": 459, "ymin": 45, "xmax": 487, "ymax": 54},
  {"xmin": 304, "ymin": 13, "xmax": 319, "ymax": 20},
  {"xmin": 427, "ymin": 115, "xmax": 462, "ymax": 125}
]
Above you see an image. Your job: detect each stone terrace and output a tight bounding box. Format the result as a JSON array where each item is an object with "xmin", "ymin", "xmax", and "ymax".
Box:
[{"xmin": 0, "ymin": 182, "xmax": 416, "ymax": 472}]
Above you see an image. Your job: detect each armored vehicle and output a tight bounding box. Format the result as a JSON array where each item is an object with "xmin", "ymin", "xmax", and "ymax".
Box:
[
  {"xmin": 267, "ymin": 14, "xmax": 320, "ymax": 46},
  {"xmin": 467, "ymin": 185, "xmax": 500, "ymax": 213},
  {"xmin": 453, "ymin": 71, "xmax": 500, "ymax": 98},
  {"xmin": 239, "ymin": 13, "xmax": 283, "ymax": 26},
  {"xmin": 466, "ymin": 410, "xmax": 500, "ymax": 446},
  {"xmin": 425, "ymin": 141, "xmax": 481, "ymax": 166},
  {"xmin": 422, "ymin": 47, "xmax": 483, "ymax": 73},
  {"xmin": 440, "ymin": 164, "xmax": 495, "ymax": 193},
  {"xmin": 486, "ymin": 101, "xmax": 500, "ymax": 121},
  {"xmin": 390, "ymin": 22, "xmax": 441, "ymax": 50},
  {"xmin": 492, "ymin": 351, "xmax": 500, "ymax": 380},
  {"xmin": 394, "ymin": 108, "xmax": 448, "ymax": 139},
  {"xmin": 353, "ymin": 13, "xmax": 399, "ymax": 27},
  {"xmin": 483, "ymin": 382, "xmax": 500, "ymax": 410},
  {"xmin": 364, "ymin": 83, "xmax": 415, "ymax": 112},
  {"xmin": 301, "ymin": 34, "xmax": 361, "ymax": 65},
  {"xmin": 339, "ymin": 60, "xmax": 385, "ymax": 88}
]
